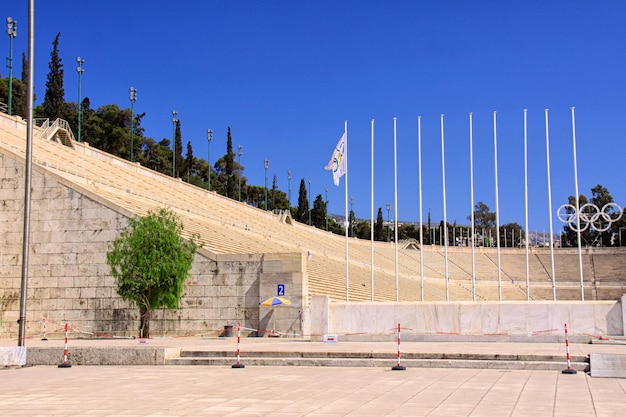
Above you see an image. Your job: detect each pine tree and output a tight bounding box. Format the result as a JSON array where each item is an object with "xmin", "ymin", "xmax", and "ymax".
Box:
[{"xmin": 42, "ymin": 33, "xmax": 66, "ymax": 120}]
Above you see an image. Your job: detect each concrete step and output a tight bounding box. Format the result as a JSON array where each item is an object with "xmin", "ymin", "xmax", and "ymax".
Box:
[{"xmin": 166, "ymin": 349, "xmax": 589, "ymax": 371}]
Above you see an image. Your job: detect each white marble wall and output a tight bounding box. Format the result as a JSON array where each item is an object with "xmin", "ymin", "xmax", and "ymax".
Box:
[{"xmin": 310, "ymin": 296, "xmax": 624, "ymax": 341}]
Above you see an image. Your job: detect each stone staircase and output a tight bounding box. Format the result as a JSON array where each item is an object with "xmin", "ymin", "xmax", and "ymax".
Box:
[{"xmin": 166, "ymin": 349, "xmax": 590, "ymax": 371}]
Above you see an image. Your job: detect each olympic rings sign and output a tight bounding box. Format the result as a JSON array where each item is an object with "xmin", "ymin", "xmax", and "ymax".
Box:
[{"xmin": 557, "ymin": 202, "xmax": 623, "ymax": 232}]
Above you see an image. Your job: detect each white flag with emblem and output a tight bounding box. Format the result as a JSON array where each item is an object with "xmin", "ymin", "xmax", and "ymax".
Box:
[{"xmin": 324, "ymin": 132, "xmax": 347, "ymax": 186}]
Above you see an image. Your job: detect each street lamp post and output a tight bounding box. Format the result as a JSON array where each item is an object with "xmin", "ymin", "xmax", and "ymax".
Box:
[
  {"xmin": 264, "ymin": 159, "xmax": 269, "ymax": 210},
  {"xmin": 207, "ymin": 129, "xmax": 213, "ymax": 191},
  {"xmin": 237, "ymin": 145, "xmax": 243, "ymax": 202},
  {"xmin": 6, "ymin": 17, "xmax": 17, "ymax": 115},
  {"xmin": 287, "ymin": 170, "xmax": 292, "ymax": 206},
  {"xmin": 129, "ymin": 86, "xmax": 137, "ymax": 161},
  {"xmin": 171, "ymin": 110, "xmax": 178, "ymax": 177},
  {"xmin": 76, "ymin": 57, "xmax": 85, "ymax": 142},
  {"xmin": 325, "ymin": 188, "xmax": 329, "ymax": 231},
  {"xmin": 386, "ymin": 202, "xmax": 391, "ymax": 242},
  {"xmin": 308, "ymin": 180, "xmax": 312, "ymax": 226}
]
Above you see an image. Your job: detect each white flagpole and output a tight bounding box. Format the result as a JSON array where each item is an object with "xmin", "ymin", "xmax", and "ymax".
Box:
[
  {"xmin": 571, "ymin": 107, "xmax": 584, "ymax": 301},
  {"xmin": 418, "ymin": 116, "xmax": 424, "ymax": 301},
  {"xmin": 523, "ymin": 109, "xmax": 530, "ymax": 300},
  {"xmin": 469, "ymin": 112, "xmax": 476, "ymax": 301},
  {"xmin": 545, "ymin": 109, "xmax": 557, "ymax": 300},
  {"xmin": 345, "ymin": 120, "xmax": 349, "ymax": 301},
  {"xmin": 440, "ymin": 114, "xmax": 449, "ymax": 301},
  {"xmin": 493, "ymin": 111, "xmax": 502, "ymax": 301},
  {"xmin": 393, "ymin": 117, "xmax": 399, "ymax": 302},
  {"xmin": 370, "ymin": 118, "xmax": 375, "ymax": 301}
]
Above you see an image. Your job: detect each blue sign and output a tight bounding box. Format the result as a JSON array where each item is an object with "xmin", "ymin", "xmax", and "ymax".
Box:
[{"xmin": 277, "ymin": 284, "xmax": 285, "ymax": 296}]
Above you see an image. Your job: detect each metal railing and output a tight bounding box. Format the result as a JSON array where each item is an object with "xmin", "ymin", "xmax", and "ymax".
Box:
[{"xmin": 34, "ymin": 117, "xmax": 76, "ymax": 143}]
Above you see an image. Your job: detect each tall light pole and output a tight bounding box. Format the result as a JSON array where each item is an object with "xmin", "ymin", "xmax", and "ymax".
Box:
[
  {"xmin": 207, "ymin": 129, "xmax": 213, "ymax": 191},
  {"xmin": 171, "ymin": 110, "xmax": 178, "ymax": 177},
  {"xmin": 264, "ymin": 159, "xmax": 269, "ymax": 210},
  {"xmin": 386, "ymin": 202, "xmax": 391, "ymax": 242},
  {"xmin": 325, "ymin": 188, "xmax": 329, "ymax": 231},
  {"xmin": 74, "ymin": 57, "xmax": 85, "ymax": 142},
  {"xmin": 6, "ymin": 17, "xmax": 17, "ymax": 115},
  {"xmin": 308, "ymin": 180, "xmax": 313, "ymax": 226},
  {"xmin": 237, "ymin": 145, "xmax": 243, "ymax": 202},
  {"xmin": 287, "ymin": 170, "xmax": 292, "ymax": 205},
  {"xmin": 129, "ymin": 86, "xmax": 137, "ymax": 161}
]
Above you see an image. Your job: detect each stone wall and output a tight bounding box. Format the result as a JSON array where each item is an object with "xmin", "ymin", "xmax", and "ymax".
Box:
[
  {"xmin": 308, "ymin": 295, "xmax": 625, "ymax": 342},
  {"xmin": 0, "ymin": 149, "xmax": 305, "ymax": 338}
]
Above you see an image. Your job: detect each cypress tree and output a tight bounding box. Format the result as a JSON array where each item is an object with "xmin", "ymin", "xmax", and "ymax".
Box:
[
  {"xmin": 42, "ymin": 32, "xmax": 66, "ymax": 120},
  {"xmin": 297, "ymin": 178, "xmax": 308, "ymax": 223},
  {"xmin": 225, "ymin": 127, "xmax": 236, "ymax": 198},
  {"xmin": 375, "ymin": 207, "xmax": 385, "ymax": 241},
  {"xmin": 174, "ymin": 119, "xmax": 183, "ymax": 178}
]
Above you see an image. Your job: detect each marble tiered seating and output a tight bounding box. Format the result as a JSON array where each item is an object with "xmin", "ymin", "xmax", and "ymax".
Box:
[{"xmin": 2, "ymin": 115, "xmax": 625, "ymax": 302}]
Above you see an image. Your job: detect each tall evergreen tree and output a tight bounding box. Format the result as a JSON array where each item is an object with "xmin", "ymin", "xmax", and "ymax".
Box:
[
  {"xmin": 349, "ymin": 209, "xmax": 355, "ymax": 237},
  {"xmin": 225, "ymin": 127, "xmax": 236, "ymax": 198},
  {"xmin": 270, "ymin": 174, "xmax": 278, "ymax": 211},
  {"xmin": 10, "ymin": 52, "xmax": 29, "ymax": 117},
  {"xmin": 297, "ymin": 178, "xmax": 308, "ymax": 223},
  {"xmin": 311, "ymin": 194, "xmax": 327, "ymax": 229},
  {"xmin": 184, "ymin": 141, "xmax": 195, "ymax": 182},
  {"xmin": 41, "ymin": 33, "xmax": 66, "ymax": 120},
  {"xmin": 174, "ymin": 120, "xmax": 183, "ymax": 178},
  {"xmin": 375, "ymin": 207, "xmax": 385, "ymax": 241}
]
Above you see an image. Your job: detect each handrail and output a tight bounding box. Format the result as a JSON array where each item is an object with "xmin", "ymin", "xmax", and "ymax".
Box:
[{"xmin": 35, "ymin": 117, "xmax": 76, "ymax": 143}]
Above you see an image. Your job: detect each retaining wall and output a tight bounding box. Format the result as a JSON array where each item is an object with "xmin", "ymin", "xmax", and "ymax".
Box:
[
  {"xmin": 0, "ymin": 148, "xmax": 304, "ymax": 338},
  {"xmin": 308, "ymin": 295, "xmax": 625, "ymax": 342}
]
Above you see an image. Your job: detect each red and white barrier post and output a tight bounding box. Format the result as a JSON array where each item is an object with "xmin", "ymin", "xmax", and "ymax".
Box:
[
  {"xmin": 231, "ymin": 321, "xmax": 245, "ymax": 368},
  {"xmin": 392, "ymin": 323, "xmax": 406, "ymax": 371},
  {"xmin": 58, "ymin": 323, "xmax": 72, "ymax": 368},
  {"xmin": 561, "ymin": 323, "xmax": 577, "ymax": 374}
]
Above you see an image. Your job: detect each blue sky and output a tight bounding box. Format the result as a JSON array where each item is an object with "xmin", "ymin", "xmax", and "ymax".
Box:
[{"xmin": 5, "ymin": 1, "xmax": 626, "ymax": 233}]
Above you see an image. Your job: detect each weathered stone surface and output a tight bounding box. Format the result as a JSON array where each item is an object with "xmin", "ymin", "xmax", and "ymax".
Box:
[
  {"xmin": 590, "ymin": 353, "xmax": 626, "ymax": 378},
  {"xmin": 0, "ymin": 140, "xmax": 304, "ymax": 338}
]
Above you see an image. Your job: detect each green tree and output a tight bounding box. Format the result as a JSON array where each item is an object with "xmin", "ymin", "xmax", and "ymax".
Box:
[
  {"xmin": 469, "ymin": 201, "xmax": 496, "ymax": 230},
  {"xmin": 374, "ymin": 207, "xmax": 385, "ymax": 241},
  {"xmin": 500, "ymin": 222, "xmax": 524, "ymax": 247},
  {"xmin": 353, "ymin": 220, "xmax": 371, "ymax": 239},
  {"xmin": 82, "ymin": 104, "xmax": 131, "ymax": 157},
  {"xmin": 106, "ymin": 209, "xmax": 198, "ymax": 338},
  {"xmin": 590, "ymin": 184, "xmax": 622, "ymax": 247},
  {"xmin": 14, "ymin": 51, "xmax": 29, "ymax": 118},
  {"xmin": 41, "ymin": 33, "xmax": 66, "ymax": 120},
  {"xmin": 183, "ymin": 141, "xmax": 195, "ymax": 182},
  {"xmin": 311, "ymin": 194, "xmax": 327, "ymax": 229},
  {"xmin": 562, "ymin": 185, "xmax": 624, "ymax": 247},
  {"xmin": 174, "ymin": 120, "xmax": 183, "ymax": 178},
  {"xmin": 297, "ymin": 178, "xmax": 308, "ymax": 223},
  {"xmin": 225, "ymin": 127, "xmax": 236, "ymax": 198},
  {"xmin": 561, "ymin": 194, "xmax": 591, "ymax": 247}
]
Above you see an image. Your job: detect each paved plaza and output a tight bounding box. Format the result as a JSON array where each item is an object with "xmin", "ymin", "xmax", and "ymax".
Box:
[
  {"xmin": 1, "ymin": 362, "xmax": 625, "ymax": 416},
  {"xmin": 1, "ymin": 337, "xmax": 626, "ymax": 415}
]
